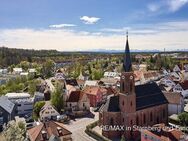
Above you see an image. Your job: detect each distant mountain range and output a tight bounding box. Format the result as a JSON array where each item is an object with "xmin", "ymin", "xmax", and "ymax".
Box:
[{"xmin": 74, "ymin": 49, "xmax": 188, "ymax": 53}]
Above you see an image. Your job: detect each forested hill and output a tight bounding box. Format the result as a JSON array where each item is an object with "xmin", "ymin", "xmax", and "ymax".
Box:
[{"xmin": 0, "ymin": 47, "xmax": 60, "ymax": 67}]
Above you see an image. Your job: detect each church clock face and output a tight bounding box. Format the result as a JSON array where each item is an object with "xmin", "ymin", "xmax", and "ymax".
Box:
[{"xmin": 130, "ymin": 76, "xmax": 133, "ymax": 80}]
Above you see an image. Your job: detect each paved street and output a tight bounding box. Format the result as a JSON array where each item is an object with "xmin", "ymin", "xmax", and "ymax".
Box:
[{"xmin": 64, "ymin": 111, "xmax": 99, "ymax": 141}]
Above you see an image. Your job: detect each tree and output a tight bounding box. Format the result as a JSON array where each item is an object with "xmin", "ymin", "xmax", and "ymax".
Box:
[
  {"xmin": 28, "ymin": 81, "xmax": 36, "ymax": 96},
  {"xmin": 3, "ymin": 121, "xmax": 26, "ymax": 141},
  {"xmin": 51, "ymin": 83, "xmax": 64, "ymax": 113},
  {"xmin": 43, "ymin": 59, "xmax": 55, "ymax": 78},
  {"xmin": 178, "ymin": 112, "xmax": 188, "ymax": 126},
  {"xmin": 33, "ymin": 101, "xmax": 45, "ymax": 117}
]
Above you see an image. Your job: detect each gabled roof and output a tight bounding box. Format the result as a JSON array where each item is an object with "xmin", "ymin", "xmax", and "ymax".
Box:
[
  {"xmin": 0, "ymin": 96, "xmax": 15, "ymax": 114},
  {"xmin": 179, "ymin": 80, "xmax": 188, "ymax": 90},
  {"xmin": 136, "ymin": 82, "xmax": 168, "ymax": 110},
  {"xmin": 65, "ymin": 79, "xmax": 78, "ymax": 86},
  {"xmin": 102, "ymin": 96, "xmax": 120, "ymax": 112},
  {"xmin": 101, "ymin": 82, "xmax": 168, "ymax": 112},
  {"xmin": 66, "ymin": 90, "xmax": 84, "ymax": 102},
  {"xmin": 27, "ymin": 121, "xmax": 72, "ymax": 141},
  {"xmin": 83, "ymin": 86, "xmax": 106, "ymax": 96},
  {"xmin": 163, "ymin": 92, "xmax": 182, "ymax": 104}
]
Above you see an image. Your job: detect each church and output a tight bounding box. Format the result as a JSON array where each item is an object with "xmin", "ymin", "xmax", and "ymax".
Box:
[{"xmin": 99, "ymin": 33, "xmax": 168, "ymax": 140}]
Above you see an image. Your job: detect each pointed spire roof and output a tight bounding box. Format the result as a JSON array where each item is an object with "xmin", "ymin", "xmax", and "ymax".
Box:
[{"xmin": 123, "ymin": 31, "xmax": 132, "ymax": 72}]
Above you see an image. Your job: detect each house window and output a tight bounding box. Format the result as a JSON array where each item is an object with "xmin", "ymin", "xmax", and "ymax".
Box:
[
  {"xmin": 70, "ymin": 103, "xmax": 72, "ymax": 107},
  {"xmin": 130, "ymin": 101, "xmax": 132, "ymax": 106},
  {"xmin": 122, "ymin": 118, "xmax": 124, "ymax": 123},
  {"xmin": 83, "ymin": 103, "xmax": 85, "ymax": 107},
  {"xmin": 122, "ymin": 101, "xmax": 124, "ymax": 106},
  {"xmin": 130, "ymin": 120, "xmax": 133, "ymax": 125},
  {"xmin": 150, "ymin": 112, "xmax": 153, "ymax": 122}
]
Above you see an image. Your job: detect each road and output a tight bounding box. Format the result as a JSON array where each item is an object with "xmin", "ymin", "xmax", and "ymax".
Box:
[{"xmin": 64, "ymin": 111, "xmax": 99, "ymax": 141}]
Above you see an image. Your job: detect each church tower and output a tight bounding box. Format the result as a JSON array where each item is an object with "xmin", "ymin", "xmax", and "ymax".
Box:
[
  {"xmin": 119, "ymin": 32, "xmax": 136, "ymax": 128},
  {"xmin": 120, "ymin": 32, "xmax": 135, "ymax": 95}
]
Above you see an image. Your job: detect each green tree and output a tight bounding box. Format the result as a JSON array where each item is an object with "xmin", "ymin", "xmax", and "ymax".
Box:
[
  {"xmin": 33, "ymin": 101, "xmax": 45, "ymax": 117},
  {"xmin": 178, "ymin": 112, "xmax": 188, "ymax": 126},
  {"xmin": 3, "ymin": 121, "xmax": 26, "ymax": 141},
  {"xmin": 42, "ymin": 59, "xmax": 55, "ymax": 78},
  {"xmin": 51, "ymin": 83, "xmax": 64, "ymax": 113},
  {"xmin": 28, "ymin": 81, "xmax": 36, "ymax": 96}
]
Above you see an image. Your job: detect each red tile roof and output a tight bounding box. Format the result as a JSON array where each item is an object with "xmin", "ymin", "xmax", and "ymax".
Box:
[
  {"xmin": 163, "ymin": 92, "xmax": 182, "ymax": 104},
  {"xmin": 83, "ymin": 86, "xmax": 106, "ymax": 96},
  {"xmin": 27, "ymin": 121, "xmax": 72, "ymax": 141},
  {"xmin": 180, "ymin": 80, "xmax": 188, "ymax": 90},
  {"xmin": 66, "ymin": 90, "xmax": 84, "ymax": 102}
]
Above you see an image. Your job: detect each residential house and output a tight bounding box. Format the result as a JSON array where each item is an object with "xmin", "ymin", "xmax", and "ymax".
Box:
[
  {"xmin": 184, "ymin": 64, "xmax": 188, "ymax": 72},
  {"xmin": 55, "ymin": 72, "xmax": 66, "ymax": 80},
  {"xmin": 27, "ymin": 121, "xmax": 72, "ymax": 141},
  {"xmin": 83, "ymin": 86, "xmax": 106, "ymax": 107},
  {"xmin": 0, "ymin": 96, "xmax": 16, "ymax": 130},
  {"xmin": 173, "ymin": 65, "xmax": 181, "ymax": 72},
  {"xmin": 163, "ymin": 92, "xmax": 184, "ymax": 115},
  {"xmin": 103, "ymin": 72, "xmax": 119, "ymax": 78},
  {"xmin": 141, "ymin": 124, "xmax": 186, "ymax": 141},
  {"xmin": 100, "ymin": 77, "xmax": 119, "ymax": 86},
  {"xmin": 13, "ymin": 68, "xmax": 23, "ymax": 74},
  {"xmin": 76, "ymin": 79, "xmax": 85, "ymax": 89},
  {"xmin": 39, "ymin": 102, "xmax": 60, "ymax": 121},
  {"xmin": 5, "ymin": 93, "xmax": 33, "ymax": 116},
  {"xmin": 84, "ymin": 80, "xmax": 98, "ymax": 87},
  {"xmin": 66, "ymin": 90, "xmax": 90, "ymax": 116},
  {"xmin": 0, "ymin": 69, "xmax": 8, "ymax": 75},
  {"xmin": 173, "ymin": 80, "xmax": 188, "ymax": 97},
  {"xmin": 33, "ymin": 92, "xmax": 44, "ymax": 104}
]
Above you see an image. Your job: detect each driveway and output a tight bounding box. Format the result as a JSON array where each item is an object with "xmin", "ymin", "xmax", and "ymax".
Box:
[{"xmin": 64, "ymin": 111, "xmax": 99, "ymax": 141}]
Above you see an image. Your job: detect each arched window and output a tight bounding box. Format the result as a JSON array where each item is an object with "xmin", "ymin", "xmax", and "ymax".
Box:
[
  {"xmin": 143, "ymin": 114, "xmax": 146, "ymax": 124},
  {"xmin": 130, "ymin": 101, "xmax": 132, "ymax": 106},
  {"xmin": 163, "ymin": 109, "xmax": 166, "ymax": 118},
  {"xmin": 110, "ymin": 118, "xmax": 114, "ymax": 125},
  {"xmin": 122, "ymin": 81, "xmax": 125, "ymax": 92},
  {"xmin": 130, "ymin": 82, "xmax": 133, "ymax": 92},
  {"xmin": 150, "ymin": 112, "xmax": 153, "ymax": 122},
  {"xmin": 136, "ymin": 116, "xmax": 139, "ymax": 125},
  {"xmin": 122, "ymin": 101, "xmax": 124, "ymax": 106},
  {"xmin": 130, "ymin": 120, "xmax": 133, "ymax": 125}
]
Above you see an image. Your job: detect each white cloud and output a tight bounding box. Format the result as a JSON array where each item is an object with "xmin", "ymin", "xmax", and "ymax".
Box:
[
  {"xmin": 80, "ymin": 16, "xmax": 100, "ymax": 24},
  {"xmin": 49, "ymin": 24, "xmax": 76, "ymax": 28},
  {"xmin": 147, "ymin": 3, "xmax": 160, "ymax": 12},
  {"xmin": 167, "ymin": 0, "xmax": 188, "ymax": 12},
  {"xmin": 0, "ymin": 21, "xmax": 188, "ymax": 51},
  {"xmin": 147, "ymin": 0, "xmax": 188, "ymax": 13}
]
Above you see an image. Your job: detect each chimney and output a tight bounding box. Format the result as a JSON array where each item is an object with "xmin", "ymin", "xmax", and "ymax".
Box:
[
  {"xmin": 41, "ymin": 130, "xmax": 48, "ymax": 140},
  {"xmin": 57, "ymin": 127, "xmax": 63, "ymax": 136}
]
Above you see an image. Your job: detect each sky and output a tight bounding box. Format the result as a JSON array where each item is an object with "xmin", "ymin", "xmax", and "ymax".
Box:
[{"xmin": 0, "ymin": 0, "xmax": 188, "ymax": 51}]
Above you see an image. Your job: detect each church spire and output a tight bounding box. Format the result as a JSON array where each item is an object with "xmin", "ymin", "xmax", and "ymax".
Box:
[{"xmin": 123, "ymin": 31, "xmax": 132, "ymax": 72}]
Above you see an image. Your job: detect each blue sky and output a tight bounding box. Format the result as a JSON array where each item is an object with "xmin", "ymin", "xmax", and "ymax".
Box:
[{"xmin": 0, "ymin": 0, "xmax": 188, "ymax": 51}]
